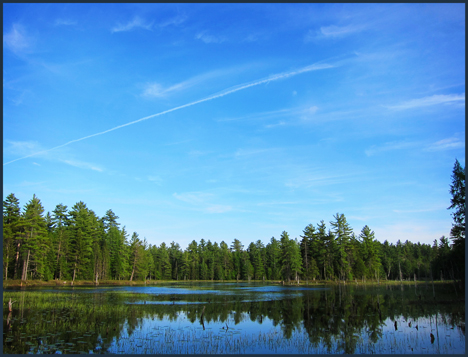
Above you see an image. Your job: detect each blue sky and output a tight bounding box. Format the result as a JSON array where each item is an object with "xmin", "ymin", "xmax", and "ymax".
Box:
[{"xmin": 3, "ymin": 3, "xmax": 465, "ymax": 249}]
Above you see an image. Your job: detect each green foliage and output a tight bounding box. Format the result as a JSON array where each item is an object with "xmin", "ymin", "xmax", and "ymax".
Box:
[{"xmin": 4, "ymin": 181, "xmax": 463, "ymax": 284}]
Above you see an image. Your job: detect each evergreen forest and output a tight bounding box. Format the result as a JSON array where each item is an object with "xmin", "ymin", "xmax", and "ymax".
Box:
[{"xmin": 3, "ymin": 160, "xmax": 464, "ymax": 285}]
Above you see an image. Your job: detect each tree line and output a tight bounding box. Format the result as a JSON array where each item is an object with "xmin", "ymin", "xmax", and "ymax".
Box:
[{"xmin": 3, "ymin": 160, "xmax": 464, "ymax": 284}]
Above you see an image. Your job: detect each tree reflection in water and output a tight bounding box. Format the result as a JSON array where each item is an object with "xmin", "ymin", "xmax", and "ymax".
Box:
[{"xmin": 3, "ymin": 282, "xmax": 465, "ymax": 354}]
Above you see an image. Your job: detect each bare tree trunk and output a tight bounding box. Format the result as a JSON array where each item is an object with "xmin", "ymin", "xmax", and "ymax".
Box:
[
  {"xmin": 14, "ymin": 242, "xmax": 21, "ymax": 279},
  {"xmin": 399, "ymin": 261, "xmax": 402, "ymax": 282},
  {"xmin": 72, "ymin": 256, "xmax": 77, "ymax": 284},
  {"xmin": 130, "ymin": 261, "xmax": 136, "ymax": 281},
  {"xmin": 5, "ymin": 247, "xmax": 9, "ymax": 280},
  {"xmin": 21, "ymin": 249, "xmax": 30, "ymax": 281},
  {"xmin": 56, "ymin": 236, "xmax": 62, "ymax": 279}
]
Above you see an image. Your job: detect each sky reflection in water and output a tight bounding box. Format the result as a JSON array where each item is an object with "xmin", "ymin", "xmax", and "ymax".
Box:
[{"xmin": 3, "ymin": 282, "xmax": 465, "ymax": 354}]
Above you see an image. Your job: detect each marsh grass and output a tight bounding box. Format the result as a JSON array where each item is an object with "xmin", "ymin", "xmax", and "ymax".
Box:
[{"xmin": 3, "ymin": 283, "xmax": 464, "ymax": 354}]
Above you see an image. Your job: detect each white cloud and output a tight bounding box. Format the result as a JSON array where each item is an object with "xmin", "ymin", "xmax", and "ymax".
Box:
[
  {"xmin": 142, "ymin": 67, "xmax": 239, "ymax": 98},
  {"xmin": 147, "ymin": 175, "xmax": 163, "ymax": 185},
  {"xmin": 375, "ymin": 222, "xmax": 449, "ymax": 245},
  {"xmin": 188, "ymin": 150, "xmax": 211, "ymax": 157},
  {"xmin": 5, "ymin": 140, "xmax": 43, "ymax": 157},
  {"xmin": 54, "ymin": 19, "xmax": 77, "ymax": 26},
  {"xmin": 365, "ymin": 140, "xmax": 419, "ymax": 157},
  {"xmin": 308, "ymin": 106, "xmax": 318, "ymax": 115},
  {"xmin": 173, "ymin": 192, "xmax": 214, "ymax": 205},
  {"xmin": 234, "ymin": 148, "xmax": 276, "ymax": 158},
  {"xmin": 205, "ymin": 205, "xmax": 232, "ymax": 213},
  {"xmin": 195, "ymin": 31, "xmax": 226, "ymax": 44},
  {"xmin": 285, "ymin": 171, "xmax": 359, "ymax": 188},
  {"xmin": 265, "ymin": 121, "xmax": 286, "ymax": 129},
  {"xmin": 159, "ymin": 14, "xmax": 187, "ymax": 28},
  {"xmin": 3, "ymin": 24, "xmax": 30, "ymax": 54},
  {"xmin": 60, "ymin": 159, "xmax": 103, "ymax": 172},
  {"xmin": 5, "ymin": 60, "xmax": 335, "ymax": 166},
  {"xmin": 425, "ymin": 137, "xmax": 465, "ymax": 152},
  {"xmin": 173, "ymin": 191, "xmax": 231, "ymax": 214},
  {"xmin": 305, "ymin": 24, "xmax": 365, "ymax": 42},
  {"xmin": 111, "ymin": 16, "xmax": 153, "ymax": 33},
  {"xmin": 4, "ymin": 140, "xmax": 103, "ymax": 172},
  {"xmin": 386, "ymin": 93, "xmax": 465, "ymax": 110},
  {"xmin": 257, "ymin": 201, "xmax": 299, "ymax": 206},
  {"xmin": 320, "ymin": 24, "xmax": 365, "ymax": 37},
  {"xmin": 393, "ymin": 206, "xmax": 446, "ymax": 213}
]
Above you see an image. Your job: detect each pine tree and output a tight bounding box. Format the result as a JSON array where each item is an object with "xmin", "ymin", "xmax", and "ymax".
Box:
[
  {"xmin": 231, "ymin": 239, "xmax": 243, "ymax": 280},
  {"xmin": 19, "ymin": 195, "xmax": 48, "ymax": 281},
  {"xmin": 51, "ymin": 204, "xmax": 69, "ymax": 280},
  {"xmin": 169, "ymin": 241, "xmax": 182, "ymax": 280},
  {"xmin": 359, "ymin": 225, "xmax": 381, "ymax": 281},
  {"xmin": 300, "ymin": 224, "xmax": 315, "ymax": 281},
  {"xmin": 448, "ymin": 159, "xmax": 465, "ymax": 241},
  {"xmin": 3, "ymin": 193, "xmax": 21, "ymax": 280},
  {"xmin": 290, "ymin": 238, "xmax": 303, "ymax": 283},
  {"xmin": 448, "ymin": 159, "xmax": 465, "ymax": 284},
  {"xmin": 330, "ymin": 213, "xmax": 354, "ymax": 281},
  {"xmin": 266, "ymin": 237, "xmax": 281, "ymax": 280}
]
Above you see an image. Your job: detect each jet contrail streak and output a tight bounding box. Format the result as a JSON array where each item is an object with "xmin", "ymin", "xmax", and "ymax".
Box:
[{"xmin": 3, "ymin": 62, "xmax": 334, "ymax": 166}]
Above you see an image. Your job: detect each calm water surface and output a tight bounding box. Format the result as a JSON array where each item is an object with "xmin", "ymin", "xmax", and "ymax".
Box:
[{"xmin": 3, "ymin": 282, "xmax": 465, "ymax": 354}]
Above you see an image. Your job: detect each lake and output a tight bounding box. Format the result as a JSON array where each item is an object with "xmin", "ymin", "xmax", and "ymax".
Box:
[{"xmin": 3, "ymin": 282, "xmax": 465, "ymax": 354}]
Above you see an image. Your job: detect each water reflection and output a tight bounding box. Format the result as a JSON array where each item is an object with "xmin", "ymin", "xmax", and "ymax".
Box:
[{"xmin": 3, "ymin": 283, "xmax": 465, "ymax": 354}]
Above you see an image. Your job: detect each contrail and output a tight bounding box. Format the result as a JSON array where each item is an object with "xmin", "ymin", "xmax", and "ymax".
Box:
[{"xmin": 3, "ymin": 62, "xmax": 335, "ymax": 166}]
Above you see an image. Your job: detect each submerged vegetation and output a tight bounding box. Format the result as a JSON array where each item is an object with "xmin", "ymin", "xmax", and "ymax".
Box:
[{"xmin": 3, "ymin": 282, "xmax": 465, "ymax": 354}]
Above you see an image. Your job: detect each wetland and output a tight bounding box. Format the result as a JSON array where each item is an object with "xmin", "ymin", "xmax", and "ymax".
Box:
[{"xmin": 3, "ymin": 281, "xmax": 465, "ymax": 354}]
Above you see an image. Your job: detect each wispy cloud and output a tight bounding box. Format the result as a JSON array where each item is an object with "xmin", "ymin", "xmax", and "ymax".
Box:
[
  {"xmin": 205, "ymin": 205, "xmax": 232, "ymax": 213},
  {"xmin": 163, "ymin": 139, "xmax": 193, "ymax": 146},
  {"xmin": 142, "ymin": 67, "xmax": 242, "ymax": 98},
  {"xmin": 386, "ymin": 93, "xmax": 465, "ymax": 110},
  {"xmin": 54, "ymin": 19, "xmax": 77, "ymax": 26},
  {"xmin": 188, "ymin": 150, "xmax": 211, "ymax": 157},
  {"xmin": 234, "ymin": 148, "xmax": 277, "ymax": 158},
  {"xmin": 195, "ymin": 31, "xmax": 226, "ymax": 44},
  {"xmin": 365, "ymin": 140, "xmax": 419, "ymax": 157},
  {"xmin": 159, "ymin": 14, "xmax": 187, "ymax": 28},
  {"xmin": 111, "ymin": 16, "xmax": 153, "ymax": 33},
  {"xmin": 217, "ymin": 108, "xmax": 295, "ymax": 123},
  {"xmin": 285, "ymin": 170, "xmax": 360, "ymax": 188},
  {"xmin": 173, "ymin": 192, "xmax": 214, "ymax": 205},
  {"xmin": 425, "ymin": 137, "xmax": 465, "ymax": 152},
  {"xmin": 305, "ymin": 24, "xmax": 365, "ymax": 42},
  {"xmin": 59, "ymin": 159, "xmax": 103, "ymax": 172},
  {"xmin": 264, "ymin": 121, "xmax": 287, "ymax": 129},
  {"xmin": 147, "ymin": 175, "xmax": 163, "ymax": 185},
  {"xmin": 257, "ymin": 201, "xmax": 299, "ymax": 206},
  {"xmin": 4, "ymin": 60, "xmax": 336, "ymax": 166},
  {"xmin": 218, "ymin": 105, "xmax": 319, "ymax": 125},
  {"xmin": 4, "ymin": 140, "xmax": 103, "ymax": 172},
  {"xmin": 393, "ymin": 205, "xmax": 447, "ymax": 213},
  {"xmin": 3, "ymin": 24, "xmax": 30, "ymax": 54},
  {"xmin": 4, "ymin": 140, "xmax": 43, "ymax": 157},
  {"xmin": 173, "ymin": 191, "xmax": 231, "ymax": 213},
  {"xmin": 375, "ymin": 222, "xmax": 449, "ymax": 245}
]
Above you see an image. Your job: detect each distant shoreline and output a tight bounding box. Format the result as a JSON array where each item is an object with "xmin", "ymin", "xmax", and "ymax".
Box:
[{"xmin": 3, "ymin": 278, "xmax": 453, "ymax": 288}]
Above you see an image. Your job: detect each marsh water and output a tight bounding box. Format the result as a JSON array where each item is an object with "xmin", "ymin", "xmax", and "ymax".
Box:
[{"xmin": 3, "ymin": 282, "xmax": 465, "ymax": 354}]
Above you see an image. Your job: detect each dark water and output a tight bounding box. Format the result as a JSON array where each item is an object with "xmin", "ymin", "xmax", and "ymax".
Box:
[{"xmin": 3, "ymin": 282, "xmax": 465, "ymax": 354}]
